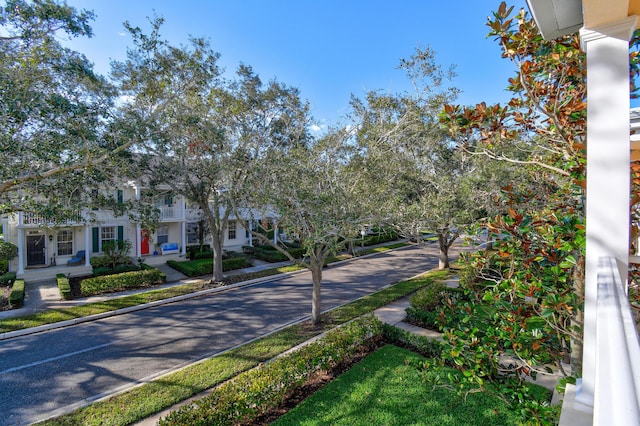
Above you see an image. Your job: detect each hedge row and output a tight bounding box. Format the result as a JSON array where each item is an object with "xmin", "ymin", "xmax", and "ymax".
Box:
[
  {"xmin": 242, "ymin": 245, "xmax": 306, "ymax": 263},
  {"xmin": 160, "ymin": 315, "xmax": 383, "ymax": 426},
  {"xmin": 93, "ymin": 264, "xmax": 141, "ymax": 277},
  {"xmin": 361, "ymin": 232, "xmax": 399, "ymax": 246},
  {"xmin": 80, "ymin": 269, "xmax": 166, "ymax": 296},
  {"xmin": 167, "ymin": 257, "xmax": 252, "ymax": 277},
  {"xmin": 9, "ymin": 279, "xmax": 25, "ymax": 308},
  {"xmin": 381, "ymin": 323, "xmax": 444, "ymax": 359},
  {"xmin": 56, "ymin": 274, "xmax": 72, "ymax": 300},
  {"xmin": 0, "ymin": 271, "xmax": 16, "ymax": 286},
  {"xmin": 90, "ymin": 255, "xmax": 132, "ymax": 269},
  {"xmin": 406, "ymin": 284, "xmax": 466, "ymax": 330}
]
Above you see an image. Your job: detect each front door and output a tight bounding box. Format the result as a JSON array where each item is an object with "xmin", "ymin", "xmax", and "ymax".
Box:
[
  {"xmin": 26, "ymin": 234, "xmax": 46, "ymax": 266},
  {"xmin": 141, "ymin": 230, "xmax": 150, "ymax": 255}
]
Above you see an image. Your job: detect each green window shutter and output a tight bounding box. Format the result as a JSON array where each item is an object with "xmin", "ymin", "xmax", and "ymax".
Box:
[
  {"xmin": 117, "ymin": 226, "xmax": 124, "ymax": 241},
  {"xmin": 92, "ymin": 227, "xmax": 99, "ymax": 253},
  {"xmin": 117, "ymin": 189, "xmax": 123, "ymax": 204}
]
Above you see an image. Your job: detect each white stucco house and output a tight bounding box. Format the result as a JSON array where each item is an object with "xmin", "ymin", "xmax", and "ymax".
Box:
[{"xmin": 0, "ymin": 181, "xmax": 259, "ymax": 282}]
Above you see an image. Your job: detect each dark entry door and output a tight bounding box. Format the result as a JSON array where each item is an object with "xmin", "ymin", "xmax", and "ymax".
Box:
[{"xmin": 27, "ymin": 235, "xmax": 46, "ymax": 266}]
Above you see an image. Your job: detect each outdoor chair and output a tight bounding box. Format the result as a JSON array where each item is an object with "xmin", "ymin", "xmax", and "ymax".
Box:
[{"xmin": 67, "ymin": 250, "xmax": 86, "ymax": 266}]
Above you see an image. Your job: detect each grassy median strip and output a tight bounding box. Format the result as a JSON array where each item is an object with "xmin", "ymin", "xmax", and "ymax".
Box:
[
  {"xmin": 0, "ymin": 243, "xmax": 409, "ymax": 334},
  {"xmin": 38, "ymin": 268, "xmax": 447, "ymax": 426}
]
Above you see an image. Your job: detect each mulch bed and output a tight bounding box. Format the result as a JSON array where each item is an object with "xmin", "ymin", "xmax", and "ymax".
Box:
[
  {"xmin": 247, "ymin": 340, "xmax": 382, "ymax": 425},
  {"xmin": 0, "ymin": 286, "xmax": 11, "ymax": 311}
]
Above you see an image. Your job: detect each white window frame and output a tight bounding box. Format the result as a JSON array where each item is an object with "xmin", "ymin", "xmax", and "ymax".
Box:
[
  {"xmin": 228, "ymin": 221, "xmax": 237, "ymax": 240},
  {"xmin": 57, "ymin": 229, "xmax": 73, "ymax": 256}
]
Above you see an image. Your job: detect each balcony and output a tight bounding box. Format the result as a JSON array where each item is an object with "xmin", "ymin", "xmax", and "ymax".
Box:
[
  {"xmin": 20, "ymin": 212, "xmax": 82, "ymax": 227},
  {"xmin": 559, "ymin": 256, "xmax": 640, "ymax": 424},
  {"xmin": 158, "ymin": 205, "xmax": 185, "ymax": 221}
]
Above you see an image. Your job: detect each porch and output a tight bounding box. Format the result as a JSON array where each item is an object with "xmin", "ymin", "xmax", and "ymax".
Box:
[
  {"xmin": 19, "ymin": 253, "xmax": 184, "ymax": 283},
  {"xmin": 526, "ymin": 0, "xmax": 640, "ymax": 423}
]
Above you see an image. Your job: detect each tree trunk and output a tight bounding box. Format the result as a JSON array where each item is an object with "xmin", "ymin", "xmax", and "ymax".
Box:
[
  {"xmin": 437, "ymin": 233, "xmax": 450, "ymax": 269},
  {"xmin": 211, "ymin": 234, "xmax": 224, "ymax": 282},
  {"xmin": 570, "ymin": 253, "xmax": 585, "ymax": 374},
  {"xmin": 310, "ymin": 257, "xmax": 323, "ymax": 325}
]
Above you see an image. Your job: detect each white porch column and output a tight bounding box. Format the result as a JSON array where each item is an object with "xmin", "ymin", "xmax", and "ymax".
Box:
[
  {"xmin": 84, "ymin": 224, "xmax": 91, "ymax": 267},
  {"xmin": 135, "ymin": 185, "xmax": 141, "ymax": 258},
  {"xmin": 135, "ymin": 224, "xmax": 142, "ymax": 258},
  {"xmin": 579, "ymin": 15, "xmax": 637, "ymax": 410},
  {"xmin": 181, "ymin": 221, "xmax": 186, "ymax": 256},
  {"xmin": 273, "ymin": 218, "xmax": 278, "ymax": 245},
  {"xmin": 17, "ymin": 226, "xmax": 24, "ymax": 275}
]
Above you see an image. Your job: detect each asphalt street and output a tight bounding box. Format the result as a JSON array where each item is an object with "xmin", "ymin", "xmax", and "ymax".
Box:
[{"xmin": 0, "ymin": 244, "xmax": 446, "ymax": 425}]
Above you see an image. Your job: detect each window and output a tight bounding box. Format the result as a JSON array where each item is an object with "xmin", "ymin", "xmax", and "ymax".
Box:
[
  {"xmin": 187, "ymin": 223, "xmax": 199, "ymax": 244},
  {"xmin": 57, "ymin": 229, "xmax": 73, "ymax": 256},
  {"xmin": 228, "ymin": 221, "xmax": 236, "ymax": 240},
  {"xmin": 157, "ymin": 225, "xmax": 169, "ymax": 245},
  {"xmin": 101, "ymin": 226, "xmax": 116, "ymax": 248}
]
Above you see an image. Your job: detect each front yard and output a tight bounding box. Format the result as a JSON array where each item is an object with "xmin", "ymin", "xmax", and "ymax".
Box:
[{"xmin": 272, "ymin": 344, "xmax": 551, "ymax": 426}]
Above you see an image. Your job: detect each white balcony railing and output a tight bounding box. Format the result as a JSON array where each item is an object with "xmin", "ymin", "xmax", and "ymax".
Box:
[
  {"xmin": 562, "ymin": 256, "xmax": 640, "ymax": 424},
  {"xmin": 592, "ymin": 256, "xmax": 640, "ymax": 423},
  {"xmin": 158, "ymin": 205, "xmax": 184, "ymax": 221},
  {"xmin": 21, "ymin": 211, "xmax": 82, "ymax": 226}
]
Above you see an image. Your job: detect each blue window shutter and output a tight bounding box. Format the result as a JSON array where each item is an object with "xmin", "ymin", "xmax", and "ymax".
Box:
[
  {"xmin": 117, "ymin": 226, "xmax": 124, "ymax": 241},
  {"xmin": 92, "ymin": 227, "xmax": 99, "ymax": 253}
]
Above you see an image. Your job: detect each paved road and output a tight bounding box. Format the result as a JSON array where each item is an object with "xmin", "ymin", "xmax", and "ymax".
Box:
[{"xmin": 0, "ymin": 244, "xmax": 446, "ymax": 425}]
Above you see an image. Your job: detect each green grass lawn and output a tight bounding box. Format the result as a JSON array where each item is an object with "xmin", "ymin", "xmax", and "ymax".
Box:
[{"xmin": 273, "ymin": 344, "xmax": 551, "ymax": 426}]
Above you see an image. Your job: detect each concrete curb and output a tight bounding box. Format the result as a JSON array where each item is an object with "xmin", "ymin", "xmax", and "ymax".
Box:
[{"xmin": 0, "ymin": 243, "xmax": 417, "ymax": 341}]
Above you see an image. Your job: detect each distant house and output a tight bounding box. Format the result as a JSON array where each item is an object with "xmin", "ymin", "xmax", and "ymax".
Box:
[{"xmin": 0, "ymin": 181, "xmax": 261, "ymax": 280}]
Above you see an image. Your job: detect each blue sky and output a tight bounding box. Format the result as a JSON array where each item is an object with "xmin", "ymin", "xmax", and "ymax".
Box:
[{"xmin": 62, "ymin": 0, "xmax": 528, "ymax": 126}]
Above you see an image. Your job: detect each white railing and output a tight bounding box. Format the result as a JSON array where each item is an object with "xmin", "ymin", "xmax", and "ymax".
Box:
[
  {"xmin": 592, "ymin": 256, "xmax": 640, "ymax": 423},
  {"xmin": 158, "ymin": 205, "xmax": 184, "ymax": 221},
  {"xmin": 562, "ymin": 256, "xmax": 640, "ymax": 424},
  {"xmin": 21, "ymin": 212, "xmax": 82, "ymax": 226}
]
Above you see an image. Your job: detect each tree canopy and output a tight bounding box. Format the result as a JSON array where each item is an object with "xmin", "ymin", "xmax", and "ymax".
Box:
[{"xmin": 0, "ymin": 0, "xmax": 124, "ymax": 217}]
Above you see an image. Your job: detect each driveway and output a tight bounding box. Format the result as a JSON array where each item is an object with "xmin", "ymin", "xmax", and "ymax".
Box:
[{"xmin": 0, "ymin": 243, "xmax": 454, "ymax": 426}]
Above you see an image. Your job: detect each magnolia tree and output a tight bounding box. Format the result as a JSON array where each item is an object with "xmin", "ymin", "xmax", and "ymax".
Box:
[
  {"xmin": 241, "ymin": 128, "xmax": 366, "ymax": 324},
  {"xmin": 436, "ymin": 2, "xmax": 640, "ymax": 388},
  {"xmin": 113, "ymin": 18, "xmax": 310, "ymax": 282}
]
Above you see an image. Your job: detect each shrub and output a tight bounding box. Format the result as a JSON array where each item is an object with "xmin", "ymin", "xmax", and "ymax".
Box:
[
  {"xmin": 0, "ymin": 271, "xmax": 16, "ymax": 286},
  {"xmin": 90, "ymin": 256, "xmax": 112, "ymax": 268},
  {"xmin": 361, "ymin": 231, "xmax": 399, "ymax": 246},
  {"xmin": 90, "ymin": 255, "xmax": 132, "ymax": 269},
  {"xmin": 160, "ymin": 316, "xmax": 383, "ymax": 426},
  {"xmin": 81, "ymin": 269, "xmax": 166, "ymax": 296},
  {"xmin": 93, "ymin": 266, "xmax": 114, "ymax": 277},
  {"xmin": 0, "ymin": 259, "xmax": 8, "ymax": 274},
  {"xmin": 186, "ymin": 245, "xmax": 212, "ymax": 260},
  {"xmin": 410, "ymin": 281, "xmax": 448, "ymax": 312},
  {"xmin": 56, "ymin": 274, "xmax": 72, "ymax": 300},
  {"xmin": 9, "ymin": 279, "xmax": 25, "ymax": 307},
  {"xmin": 382, "ymin": 323, "xmax": 444, "ymax": 358},
  {"xmin": 115, "ymin": 264, "xmax": 141, "ymax": 274},
  {"xmin": 167, "ymin": 257, "xmax": 252, "ymax": 277}
]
